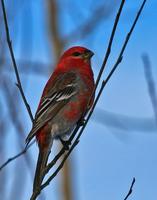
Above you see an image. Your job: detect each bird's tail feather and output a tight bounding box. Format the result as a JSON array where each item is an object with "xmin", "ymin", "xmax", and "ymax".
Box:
[{"xmin": 33, "ymin": 141, "xmax": 52, "ymax": 192}]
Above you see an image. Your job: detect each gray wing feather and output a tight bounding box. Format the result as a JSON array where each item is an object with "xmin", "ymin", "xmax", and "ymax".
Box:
[{"xmin": 25, "ymin": 72, "xmax": 78, "ymax": 145}]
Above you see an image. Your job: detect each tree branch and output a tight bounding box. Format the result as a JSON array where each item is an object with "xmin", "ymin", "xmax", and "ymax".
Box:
[
  {"xmin": 0, "ymin": 0, "xmax": 36, "ymax": 174},
  {"xmin": 0, "ymin": 140, "xmax": 35, "ymax": 171},
  {"xmin": 124, "ymin": 178, "xmax": 136, "ymax": 200},
  {"xmin": 94, "ymin": 0, "xmax": 126, "ymax": 92},
  {"xmin": 1, "ymin": 0, "xmax": 33, "ymax": 122},
  {"xmin": 2, "ymin": 79, "xmax": 34, "ymax": 176}
]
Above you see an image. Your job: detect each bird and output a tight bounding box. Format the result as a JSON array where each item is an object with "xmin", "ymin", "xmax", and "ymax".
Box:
[{"xmin": 25, "ymin": 46, "xmax": 95, "ymax": 192}]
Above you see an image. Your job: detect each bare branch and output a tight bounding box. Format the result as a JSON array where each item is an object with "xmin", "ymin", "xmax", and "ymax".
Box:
[
  {"xmin": 124, "ymin": 178, "xmax": 136, "ymax": 200},
  {"xmin": 94, "ymin": 0, "xmax": 126, "ymax": 92},
  {"xmin": 0, "ymin": 0, "xmax": 33, "ymax": 122},
  {"xmin": 103, "ymin": 0, "xmax": 147, "ymax": 88},
  {"xmin": 0, "ymin": 115, "xmax": 7, "ymax": 199},
  {"xmin": 0, "ymin": 140, "xmax": 35, "ymax": 171},
  {"xmin": 0, "ymin": 0, "xmax": 36, "ymax": 174},
  {"xmin": 2, "ymin": 79, "xmax": 34, "ymax": 176}
]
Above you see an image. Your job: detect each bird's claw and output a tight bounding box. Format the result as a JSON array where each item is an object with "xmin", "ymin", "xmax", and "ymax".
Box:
[{"xmin": 59, "ymin": 138, "xmax": 71, "ymax": 151}]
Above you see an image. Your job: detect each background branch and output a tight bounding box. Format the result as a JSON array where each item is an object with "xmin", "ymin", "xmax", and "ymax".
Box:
[
  {"xmin": 142, "ymin": 53, "xmax": 157, "ymax": 124},
  {"xmin": 124, "ymin": 178, "xmax": 136, "ymax": 200},
  {"xmin": 0, "ymin": 141, "xmax": 34, "ymax": 171},
  {"xmin": 2, "ymin": 79, "xmax": 34, "ymax": 174}
]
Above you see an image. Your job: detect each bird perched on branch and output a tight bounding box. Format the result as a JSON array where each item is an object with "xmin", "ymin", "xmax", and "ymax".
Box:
[{"xmin": 25, "ymin": 46, "xmax": 95, "ymax": 192}]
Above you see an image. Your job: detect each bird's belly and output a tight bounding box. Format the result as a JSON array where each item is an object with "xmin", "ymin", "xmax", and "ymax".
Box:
[
  {"xmin": 50, "ymin": 92, "xmax": 90, "ymax": 138},
  {"xmin": 50, "ymin": 119, "xmax": 75, "ymax": 138}
]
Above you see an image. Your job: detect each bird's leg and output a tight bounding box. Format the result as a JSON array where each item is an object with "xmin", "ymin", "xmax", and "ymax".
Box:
[
  {"xmin": 59, "ymin": 137, "xmax": 71, "ymax": 151},
  {"xmin": 59, "ymin": 118, "xmax": 85, "ymax": 150}
]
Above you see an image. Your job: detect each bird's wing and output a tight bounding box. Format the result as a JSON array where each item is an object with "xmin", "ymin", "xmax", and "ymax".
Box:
[{"xmin": 26, "ymin": 72, "xmax": 78, "ymax": 145}]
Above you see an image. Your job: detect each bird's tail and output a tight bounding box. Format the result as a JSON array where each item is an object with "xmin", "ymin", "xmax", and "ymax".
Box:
[{"xmin": 33, "ymin": 140, "xmax": 53, "ymax": 193}]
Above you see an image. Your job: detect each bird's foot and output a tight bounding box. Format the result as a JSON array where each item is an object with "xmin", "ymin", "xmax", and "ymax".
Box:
[{"xmin": 59, "ymin": 137, "xmax": 71, "ymax": 151}]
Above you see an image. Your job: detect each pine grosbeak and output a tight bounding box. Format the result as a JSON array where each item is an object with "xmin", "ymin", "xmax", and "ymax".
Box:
[{"xmin": 26, "ymin": 46, "xmax": 95, "ymax": 191}]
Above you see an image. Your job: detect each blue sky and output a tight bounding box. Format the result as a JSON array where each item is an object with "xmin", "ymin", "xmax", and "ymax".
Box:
[{"xmin": 1, "ymin": 0, "xmax": 157, "ymax": 200}]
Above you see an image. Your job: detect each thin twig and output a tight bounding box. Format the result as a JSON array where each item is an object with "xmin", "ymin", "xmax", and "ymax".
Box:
[
  {"xmin": 0, "ymin": 140, "xmax": 35, "ymax": 171},
  {"xmin": 0, "ymin": 0, "xmax": 35, "ymax": 172},
  {"xmin": 94, "ymin": 0, "xmax": 126, "ymax": 92},
  {"xmin": 2, "ymin": 79, "xmax": 34, "ymax": 176},
  {"xmin": 1, "ymin": 0, "xmax": 33, "ymax": 122},
  {"xmin": 124, "ymin": 178, "xmax": 136, "ymax": 200}
]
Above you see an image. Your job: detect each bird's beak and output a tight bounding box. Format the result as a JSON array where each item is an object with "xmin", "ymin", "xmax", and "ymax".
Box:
[{"xmin": 83, "ymin": 50, "xmax": 94, "ymax": 60}]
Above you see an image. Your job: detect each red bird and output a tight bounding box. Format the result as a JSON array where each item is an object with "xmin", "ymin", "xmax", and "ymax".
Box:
[{"xmin": 26, "ymin": 46, "xmax": 95, "ymax": 191}]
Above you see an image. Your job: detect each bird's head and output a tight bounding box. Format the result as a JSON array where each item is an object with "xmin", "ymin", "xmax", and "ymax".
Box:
[{"xmin": 60, "ymin": 46, "xmax": 94, "ymax": 64}]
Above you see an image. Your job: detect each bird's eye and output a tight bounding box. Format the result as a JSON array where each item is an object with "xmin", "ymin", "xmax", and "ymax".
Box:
[{"xmin": 72, "ymin": 52, "xmax": 81, "ymax": 57}]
